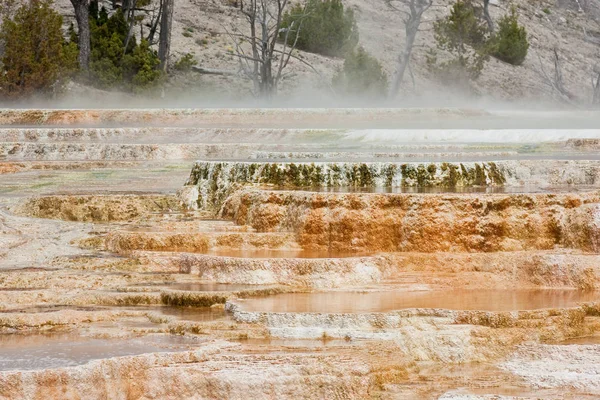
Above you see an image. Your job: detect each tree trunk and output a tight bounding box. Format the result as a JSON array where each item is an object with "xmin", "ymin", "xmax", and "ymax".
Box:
[
  {"xmin": 71, "ymin": 0, "xmax": 91, "ymax": 71},
  {"xmin": 122, "ymin": 0, "xmax": 131, "ymax": 19},
  {"xmin": 123, "ymin": 0, "xmax": 137, "ymax": 55},
  {"xmin": 147, "ymin": 0, "xmax": 163, "ymax": 44},
  {"xmin": 391, "ymin": 17, "xmax": 419, "ymax": 97},
  {"xmin": 192, "ymin": 66, "xmax": 238, "ymax": 76},
  {"xmin": 483, "ymin": 0, "xmax": 494, "ymax": 32},
  {"xmin": 158, "ymin": 0, "xmax": 174, "ymax": 72}
]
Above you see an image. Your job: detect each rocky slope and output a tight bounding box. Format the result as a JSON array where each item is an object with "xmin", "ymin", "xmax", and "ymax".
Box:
[{"xmin": 45, "ymin": 0, "xmax": 600, "ymax": 104}]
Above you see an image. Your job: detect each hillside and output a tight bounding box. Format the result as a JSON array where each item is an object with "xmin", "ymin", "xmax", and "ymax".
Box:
[{"xmin": 36, "ymin": 0, "xmax": 600, "ymax": 104}]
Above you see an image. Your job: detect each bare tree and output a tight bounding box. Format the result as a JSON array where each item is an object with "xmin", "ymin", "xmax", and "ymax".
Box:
[
  {"xmin": 147, "ymin": 0, "xmax": 164, "ymax": 45},
  {"xmin": 158, "ymin": 0, "xmax": 174, "ymax": 72},
  {"xmin": 537, "ymin": 48, "xmax": 576, "ymax": 104},
  {"xmin": 123, "ymin": 0, "xmax": 139, "ymax": 56},
  {"xmin": 576, "ymin": 0, "xmax": 592, "ymax": 13},
  {"xmin": 386, "ymin": 0, "xmax": 433, "ymax": 97},
  {"xmin": 226, "ymin": 0, "xmax": 310, "ymax": 98},
  {"xmin": 71, "ymin": 0, "xmax": 91, "ymax": 71},
  {"xmin": 583, "ymin": 27, "xmax": 600, "ymax": 46},
  {"xmin": 122, "ymin": 0, "xmax": 132, "ymax": 19},
  {"xmin": 483, "ymin": 0, "xmax": 493, "ymax": 32}
]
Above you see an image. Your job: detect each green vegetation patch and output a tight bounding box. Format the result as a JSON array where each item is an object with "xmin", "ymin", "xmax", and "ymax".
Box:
[
  {"xmin": 281, "ymin": 0, "xmax": 358, "ymax": 57},
  {"xmin": 188, "ymin": 161, "xmax": 508, "ymax": 210}
]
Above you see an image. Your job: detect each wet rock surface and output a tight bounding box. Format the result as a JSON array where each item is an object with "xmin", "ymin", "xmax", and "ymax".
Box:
[
  {"xmin": 1, "ymin": 108, "xmax": 600, "ymax": 399},
  {"xmin": 220, "ymin": 189, "xmax": 600, "ymax": 253},
  {"xmin": 186, "ymin": 160, "xmax": 600, "ymax": 210}
]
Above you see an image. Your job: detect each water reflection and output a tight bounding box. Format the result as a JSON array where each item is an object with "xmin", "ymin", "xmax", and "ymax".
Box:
[
  {"xmin": 238, "ymin": 289, "xmax": 600, "ymax": 313},
  {"xmin": 127, "ymin": 305, "xmax": 230, "ymax": 322},
  {"xmin": 167, "ymin": 282, "xmax": 274, "ymax": 291},
  {"xmin": 0, "ymin": 333, "xmax": 199, "ymax": 371}
]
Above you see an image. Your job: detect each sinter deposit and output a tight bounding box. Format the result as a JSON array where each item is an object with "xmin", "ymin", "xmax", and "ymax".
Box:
[{"xmin": 1, "ymin": 108, "xmax": 600, "ymax": 399}]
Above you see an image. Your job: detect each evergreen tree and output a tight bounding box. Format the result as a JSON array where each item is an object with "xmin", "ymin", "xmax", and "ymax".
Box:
[
  {"xmin": 281, "ymin": 0, "xmax": 359, "ymax": 57},
  {"xmin": 427, "ymin": 0, "xmax": 489, "ymax": 85},
  {"xmin": 491, "ymin": 6, "xmax": 529, "ymax": 66},
  {"xmin": 332, "ymin": 46, "xmax": 388, "ymax": 97},
  {"xmin": 88, "ymin": 8, "xmax": 161, "ymax": 92},
  {"xmin": 0, "ymin": 0, "xmax": 77, "ymax": 98}
]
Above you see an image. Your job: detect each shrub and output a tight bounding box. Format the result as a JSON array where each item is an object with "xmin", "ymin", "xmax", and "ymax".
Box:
[
  {"xmin": 332, "ymin": 46, "xmax": 388, "ymax": 97},
  {"xmin": 490, "ymin": 7, "xmax": 529, "ymax": 66},
  {"xmin": 89, "ymin": 7, "xmax": 161, "ymax": 92},
  {"xmin": 174, "ymin": 53, "xmax": 198, "ymax": 71},
  {"xmin": 435, "ymin": 0, "xmax": 488, "ymax": 49},
  {"xmin": 89, "ymin": 9, "xmax": 129, "ymax": 87},
  {"xmin": 62, "ymin": 40, "xmax": 80, "ymax": 74},
  {"xmin": 123, "ymin": 39, "xmax": 162, "ymax": 92},
  {"xmin": 281, "ymin": 0, "xmax": 359, "ymax": 57},
  {"xmin": 0, "ymin": 0, "xmax": 77, "ymax": 98},
  {"xmin": 427, "ymin": 0, "xmax": 489, "ymax": 85}
]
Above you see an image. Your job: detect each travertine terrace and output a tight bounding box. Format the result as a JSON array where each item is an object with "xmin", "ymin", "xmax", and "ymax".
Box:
[{"xmin": 1, "ymin": 108, "xmax": 600, "ymax": 399}]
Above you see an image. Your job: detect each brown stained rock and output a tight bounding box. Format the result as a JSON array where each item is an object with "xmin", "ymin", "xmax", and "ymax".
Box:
[
  {"xmin": 222, "ymin": 190, "xmax": 600, "ymax": 253},
  {"xmin": 0, "ymin": 163, "xmax": 23, "ymax": 174},
  {"xmin": 15, "ymin": 195, "xmax": 183, "ymax": 223},
  {"xmin": 385, "ymin": 252, "xmax": 600, "ymax": 290},
  {"xmin": 560, "ymin": 203, "xmax": 600, "ymax": 253},
  {"xmin": 249, "ymin": 203, "xmax": 286, "ymax": 232},
  {"xmin": 566, "ymin": 139, "xmax": 600, "ymax": 150},
  {"xmin": 0, "ymin": 343, "xmax": 370, "ymax": 400},
  {"xmin": 105, "ymin": 231, "xmax": 296, "ymax": 254},
  {"xmin": 105, "ymin": 232, "xmax": 211, "ymax": 253}
]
